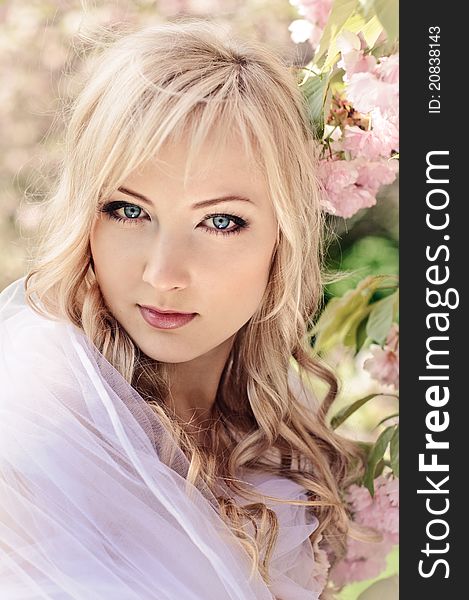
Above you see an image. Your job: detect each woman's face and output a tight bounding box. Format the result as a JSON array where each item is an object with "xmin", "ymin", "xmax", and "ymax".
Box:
[{"xmin": 90, "ymin": 134, "xmax": 278, "ymax": 364}]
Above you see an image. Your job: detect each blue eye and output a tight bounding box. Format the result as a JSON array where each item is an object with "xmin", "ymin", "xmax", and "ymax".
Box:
[
  {"xmin": 212, "ymin": 216, "xmax": 231, "ymax": 229},
  {"xmin": 99, "ymin": 201, "xmax": 147, "ymax": 224},
  {"xmin": 202, "ymin": 213, "xmax": 248, "ymax": 236},
  {"xmin": 98, "ymin": 201, "xmax": 249, "ymax": 236}
]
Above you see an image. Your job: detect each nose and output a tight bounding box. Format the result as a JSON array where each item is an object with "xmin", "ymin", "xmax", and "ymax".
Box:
[{"xmin": 142, "ymin": 230, "xmax": 192, "ymax": 292}]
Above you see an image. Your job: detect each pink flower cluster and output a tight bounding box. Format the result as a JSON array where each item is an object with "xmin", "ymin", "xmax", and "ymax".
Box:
[
  {"xmin": 330, "ymin": 474, "xmax": 399, "ymax": 586},
  {"xmin": 320, "ymin": 33, "xmax": 399, "ymax": 218},
  {"xmin": 364, "ymin": 323, "xmax": 399, "ymax": 389},
  {"xmin": 334, "ymin": 34, "xmax": 399, "ymax": 161},
  {"xmin": 317, "ymin": 156, "xmax": 398, "ymax": 218},
  {"xmin": 289, "ymin": 0, "xmax": 332, "ymax": 48},
  {"xmin": 289, "ymin": 4, "xmax": 400, "ymax": 219}
]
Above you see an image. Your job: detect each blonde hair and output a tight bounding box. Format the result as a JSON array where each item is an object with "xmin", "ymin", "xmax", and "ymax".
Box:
[{"xmin": 24, "ymin": 19, "xmax": 375, "ymax": 598}]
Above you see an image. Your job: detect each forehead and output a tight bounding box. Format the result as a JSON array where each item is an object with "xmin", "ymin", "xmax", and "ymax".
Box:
[{"xmin": 127, "ymin": 128, "xmax": 266, "ymax": 192}]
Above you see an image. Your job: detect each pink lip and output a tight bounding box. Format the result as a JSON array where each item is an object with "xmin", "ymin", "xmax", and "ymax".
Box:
[
  {"xmin": 138, "ymin": 306, "xmax": 197, "ymax": 330},
  {"xmin": 140, "ymin": 304, "xmax": 194, "ymax": 315}
]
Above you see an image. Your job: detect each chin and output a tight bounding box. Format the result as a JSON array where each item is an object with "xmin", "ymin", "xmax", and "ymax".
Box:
[{"xmin": 138, "ymin": 343, "xmax": 202, "ymax": 364}]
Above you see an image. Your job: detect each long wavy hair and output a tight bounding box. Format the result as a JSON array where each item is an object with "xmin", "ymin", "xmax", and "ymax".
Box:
[{"xmin": 24, "ymin": 19, "xmax": 376, "ymax": 598}]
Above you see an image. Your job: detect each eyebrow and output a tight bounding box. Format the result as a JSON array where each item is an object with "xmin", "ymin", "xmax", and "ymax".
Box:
[{"xmin": 117, "ymin": 186, "xmax": 254, "ymax": 209}]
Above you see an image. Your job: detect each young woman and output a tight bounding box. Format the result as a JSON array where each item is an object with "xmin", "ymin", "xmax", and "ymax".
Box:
[{"xmin": 0, "ymin": 20, "xmax": 368, "ymax": 599}]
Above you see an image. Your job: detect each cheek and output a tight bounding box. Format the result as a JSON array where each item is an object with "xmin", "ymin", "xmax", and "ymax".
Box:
[
  {"xmin": 90, "ymin": 225, "xmax": 136, "ymax": 292},
  {"xmin": 206, "ymin": 238, "xmax": 274, "ymax": 309}
]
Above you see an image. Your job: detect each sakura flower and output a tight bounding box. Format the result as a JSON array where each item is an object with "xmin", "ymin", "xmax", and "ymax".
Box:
[
  {"xmin": 289, "ymin": 0, "xmax": 332, "ymax": 48},
  {"xmin": 317, "ymin": 157, "xmax": 398, "ymax": 218},
  {"xmin": 346, "ymin": 71, "xmax": 398, "ymax": 115},
  {"xmin": 385, "ymin": 323, "xmax": 399, "ymax": 353},
  {"xmin": 291, "ymin": 0, "xmax": 332, "ymax": 29},
  {"xmin": 375, "ymin": 53, "xmax": 399, "ymax": 84},
  {"xmin": 317, "ymin": 159, "xmax": 373, "ymax": 218},
  {"xmin": 337, "ymin": 31, "xmax": 377, "ymax": 79},
  {"xmin": 364, "ymin": 323, "xmax": 400, "ymax": 389},
  {"xmin": 330, "ymin": 536, "xmax": 392, "ymax": 586},
  {"xmin": 345, "ymin": 483, "xmax": 373, "ymax": 513},
  {"xmin": 330, "ymin": 476, "xmax": 399, "ymax": 586},
  {"xmin": 369, "ymin": 108, "xmax": 399, "ymax": 152},
  {"xmin": 336, "ymin": 30, "xmax": 361, "ymax": 54},
  {"xmin": 355, "ymin": 158, "xmax": 399, "ymax": 193},
  {"xmin": 363, "ymin": 346, "xmax": 399, "ymax": 388},
  {"xmin": 336, "ymin": 124, "xmax": 390, "ymax": 160},
  {"xmin": 347, "ymin": 475, "xmax": 399, "ymax": 538},
  {"xmin": 338, "ymin": 51, "xmax": 378, "ymax": 79}
]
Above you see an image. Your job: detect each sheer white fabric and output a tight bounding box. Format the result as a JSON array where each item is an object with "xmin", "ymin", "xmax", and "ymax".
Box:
[{"xmin": 0, "ymin": 277, "xmax": 327, "ymax": 599}]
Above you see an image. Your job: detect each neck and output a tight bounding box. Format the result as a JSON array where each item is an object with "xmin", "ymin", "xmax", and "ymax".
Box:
[{"xmin": 165, "ymin": 333, "xmax": 236, "ymax": 439}]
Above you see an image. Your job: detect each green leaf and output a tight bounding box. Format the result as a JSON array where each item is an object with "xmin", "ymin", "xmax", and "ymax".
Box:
[
  {"xmin": 390, "ymin": 425, "xmax": 399, "ymax": 478},
  {"xmin": 312, "ymin": 275, "xmax": 376, "ymax": 353},
  {"xmin": 373, "ymin": 0, "xmax": 399, "ymax": 42},
  {"xmin": 299, "ymin": 71, "xmax": 331, "ymax": 139},
  {"xmin": 355, "ymin": 316, "xmax": 369, "ymax": 352},
  {"xmin": 366, "ymin": 290, "xmax": 398, "ymax": 345},
  {"xmin": 313, "ymin": 275, "xmax": 397, "ymax": 354},
  {"xmin": 321, "ymin": 13, "xmax": 383, "ymax": 71},
  {"xmin": 313, "ymin": 0, "xmax": 359, "ymax": 67},
  {"xmin": 374, "ymin": 458, "xmax": 386, "ymax": 477},
  {"xmin": 330, "ymin": 393, "xmax": 382, "ymax": 429},
  {"xmin": 360, "ymin": 14, "xmax": 384, "ymax": 48},
  {"xmin": 321, "ymin": 13, "xmax": 366, "ymax": 71},
  {"xmin": 358, "ymin": 0, "xmax": 399, "ymax": 43},
  {"xmin": 364, "ymin": 426, "xmax": 395, "ymax": 495}
]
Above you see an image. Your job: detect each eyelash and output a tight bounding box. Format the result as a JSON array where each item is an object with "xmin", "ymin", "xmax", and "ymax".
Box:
[{"xmin": 98, "ymin": 200, "xmax": 249, "ymax": 236}]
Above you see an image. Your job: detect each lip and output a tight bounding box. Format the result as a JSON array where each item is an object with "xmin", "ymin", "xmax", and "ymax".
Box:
[
  {"xmin": 139, "ymin": 304, "xmax": 195, "ymax": 315},
  {"xmin": 138, "ymin": 305, "xmax": 197, "ymax": 330}
]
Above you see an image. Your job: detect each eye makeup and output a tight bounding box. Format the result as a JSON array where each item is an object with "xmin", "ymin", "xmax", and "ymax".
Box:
[{"xmin": 98, "ymin": 200, "xmax": 250, "ymax": 237}]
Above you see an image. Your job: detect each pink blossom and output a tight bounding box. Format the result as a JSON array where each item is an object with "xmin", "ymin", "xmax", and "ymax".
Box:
[
  {"xmin": 330, "ymin": 476, "xmax": 399, "ymax": 585},
  {"xmin": 375, "ymin": 53, "xmax": 400, "ymax": 84},
  {"xmin": 317, "ymin": 157, "xmax": 398, "ymax": 218},
  {"xmin": 370, "ymin": 108, "xmax": 399, "ymax": 153},
  {"xmin": 355, "ymin": 158, "xmax": 399, "ymax": 193},
  {"xmin": 348, "ymin": 475, "xmax": 399, "ymax": 538},
  {"xmin": 336, "ymin": 32, "xmax": 377, "ymax": 79},
  {"xmin": 345, "ymin": 484, "xmax": 373, "ymax": 513},
  {"xmin": 363, "ymin": 346, "xmax": 399, "ymax": 388},
  {"xmin": 346, "ymin": 71, "xmax": 398, "ymax": 115},
  {"xmin": 336, "ymin": 122, "xmax": 395, "ymax": 160},
  {"xmin": 364, "ymin": 323, "xmax": 400, "ymax": 388},
  {"xmin": 385, "ymin": 323, "xmax": 399, "ymax": 353},
  {"xmin": 317, "ymin": 159, "xmax": 373, "ymax": 218},
  {"xmin": 318, "ymin": 158, "xmax": 359, "ymax": 193},
  {"xmin": 343, "ymin": 53, "xmax": 399, "ymax": 121},
  {"xmin": 290, "ymin": 0, "xmax": 332, "ymax": 48},
  {"xmin": 293, "ymin": 0, "xmax": 332, "ymax": 29},
  {"xmin": 333, "ymin": 106, "xmax": 399, "ymax": 160},
  {"xmin": 338, "ymin": 50, "xmax": 378, "ymax": 79},
  {"xmin": 330, "ymin": 537, "xmax": 392, "ymax": 586},
  {"xmin": 336, "ymin": 30, "xmax": 361, "ymax": 54}
]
